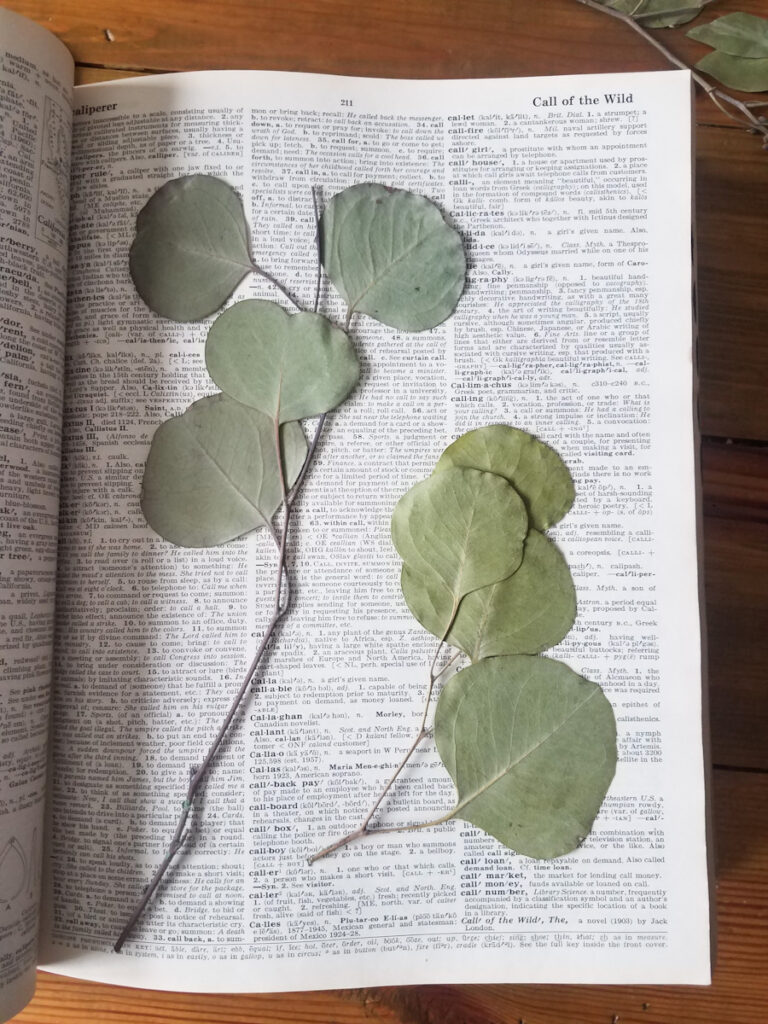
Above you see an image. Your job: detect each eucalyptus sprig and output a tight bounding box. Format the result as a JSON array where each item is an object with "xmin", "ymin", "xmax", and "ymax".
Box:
[
  {"xmin": 115, "ymin": 175, "xmax": 466, "ymax": 950},
  {"xmin": 578, "ymin": 0, "xmax": 768, "ymax": 146},
  {"xmin": 310, "ymin": 426, "xmax": 617, "ymax": 863}
]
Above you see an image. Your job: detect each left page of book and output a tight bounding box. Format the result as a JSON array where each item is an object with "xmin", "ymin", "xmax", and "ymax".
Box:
[{"xmin": 0, "ymin": 9, "xmax": 74, "ymax": 1022}]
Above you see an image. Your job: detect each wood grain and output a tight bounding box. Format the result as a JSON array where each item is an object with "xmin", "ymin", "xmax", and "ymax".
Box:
[
  {"xmin": 17, "ymin": 768, "xmax": 767, "ymax": 1023},
  {"xmin": 6, "ymin": 0, "xmax": 768, "ymax": 119}
]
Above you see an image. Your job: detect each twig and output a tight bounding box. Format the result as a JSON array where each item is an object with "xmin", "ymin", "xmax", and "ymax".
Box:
[
  {"xmin": 308, "ymin": 622, "xmax": 463, "ymax": 864},
  {"xmin": 574, "ymin": 0, "xmax": 768, "ymax": 144},
  {"xmin": 115, "ymin": 188, "xmax": 331, "ymax": 951}
]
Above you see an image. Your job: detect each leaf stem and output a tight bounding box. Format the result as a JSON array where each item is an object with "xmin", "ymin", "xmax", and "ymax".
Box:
[
  {"xmin": 311, "ymin": 185, "xmax": 322, "ymax": 315},
  {"xmin": 251, "ymin": 263, "xmax": 303, "ymax": 310},
  {"xmin": 573, "ymin": 0, "xmax": 768, "ymax": 143},
  {"xmin": 308, "ymin": 608, "xmax": 462, "ymax": 864}
]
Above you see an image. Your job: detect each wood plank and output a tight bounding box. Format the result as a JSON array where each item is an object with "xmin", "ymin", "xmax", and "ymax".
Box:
[
  {"xmin": 6, "ymin": 0, "xmax": 768, "ymax": 127},
  {"xmin": 75, "ymin": 67, "xmax": 150, "ymax": 85},
  {"xmin": 696, "ymin": 127, "xmax": 768, "ymax": 441},
  {"xmin": 17, "ymin": 768, "xmax": 768, "ymax": 1023}
]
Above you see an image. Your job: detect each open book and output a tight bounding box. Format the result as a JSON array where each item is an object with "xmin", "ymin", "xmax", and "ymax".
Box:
[{"xmin": 0, "ymin": 7, "xmax": 711, "ymax": 1020}]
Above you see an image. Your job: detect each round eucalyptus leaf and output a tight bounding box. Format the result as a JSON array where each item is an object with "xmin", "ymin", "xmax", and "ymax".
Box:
[
  {"xmin": 434, "ymin": 425, "xmax": 574, "ymax": 531},
  {"xmin": 695, "ymin": 50, "xmax": 768, "ymax": 91},
  {"xmin": 391, "ymin": 466, "xmax": 528, "ymax": 606},
  {"xmin": 206, "ymin": 299, "xmax": 359, "ymax": 422},
  {"xmin": 402, "ymin": 529, "xmax": 576, "ymax": 661},
  {"xmin": 688, "ymin": 12, "xmax": 768, "ymax": 57},
  {"xmin": 129, "ymin": 175, "xmax": 253, "ymax": 321},
  {"xmin": 320, "ymin": 183, "xmax": 466, "ymax": 331},
  {"xmin": 435, "ymin": 655, "xmax": 617, "ymax": 860},
  {"xmin": 141, "ymin": 393, "xmax": 307, "ymax": 547}
]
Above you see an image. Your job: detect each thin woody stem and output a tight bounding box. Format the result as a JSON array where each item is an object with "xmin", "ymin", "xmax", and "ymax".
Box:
[
  {"xmin": 311, "ymin": 185, "xmax": 322, "ymax": 314},
  {"xmin": 308, "ymin": 612, "xmax": 463, "ymax": 864}
]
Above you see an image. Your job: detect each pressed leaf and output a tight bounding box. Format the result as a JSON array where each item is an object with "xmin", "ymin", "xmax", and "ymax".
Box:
[
  {"xmin": 435, "ymin": 655, "xmax": 617, "ymax": 859},
  {"xmin": 695, "ymin": 50, "xmax": 768, "ymax": 90},
  {"xmin": 688, "ymin": 12, "xmax": 768, "ymax": 58},
  {"xmin": 402, "ymin": 530, "xmax": 576, "ymax": 660},
  {"xmin": 320, "ymin": 183, "xmax": 466, "ymax": 331},
  {"xmin": 206, "ymin": 299, "xmax": 359, "ymax": 422},
  {"xmin": 601, "ymin": 0, "xmax": 708, "ymax": 28},
  {"xmin": 141, "ymin": 393, "xmax": 306, "ymax": 547},
  {"xmin": 434, "ymin": 425, "xmax": 574, "ymax": 531},
  {"xmin": 391, "ymin": 466, "xmax": 528, "ymax": 607},
  {"xmin": 129, "ymin": 175, "xmax": 252, "ymax": 321}
]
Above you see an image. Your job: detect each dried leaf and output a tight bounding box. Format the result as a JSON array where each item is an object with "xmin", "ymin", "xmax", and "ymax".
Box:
[
  {"xmin": 141, "ymin": 393, "xmax": 306, "ymax": 547},
  {"xmin": 435, "ymin": 655, "xmax": 617, "ymax": 859},
  {"xmin": 321, "ymin": 183, "xmax": 466, "ymax": 331},
  {"xmin": 434, "ymin": 425, "xmax": 574, "ymax": 531},
  {"xmin": 391, "ymin": 466, "xmax": 528, "ymax": 607},
  {"xmin": 688, "ymin": 12, "xmax": 768, "ymax": 58},
  {"xmin": 129, "ymin": 175, "xmax": 252, "ymax": 321},
  {"xmin": 695, "ymin": 49, "xmax": 768, "ymax": 90},
  {"xmin": 401, "ymin": 529, "xmax": 576, "ymax": 661},
  {"xmin": 601, "ymin": 0, "xmax": 708, "ymax": 28},
  {"xmin": 206, "ymin": 299, "xmax": 359, "ymax": 422}
]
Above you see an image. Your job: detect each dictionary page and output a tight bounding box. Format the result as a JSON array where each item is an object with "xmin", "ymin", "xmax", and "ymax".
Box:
[
  {"xmin": 0, "ymin": 8, "xmax": 73, "ymax": 1021},
  {"xmin": 40, "ymin": 68, "xmax": 709, "ymax": 988}
]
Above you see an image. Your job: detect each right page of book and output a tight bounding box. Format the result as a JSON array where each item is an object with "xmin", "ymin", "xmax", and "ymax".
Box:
[{"xmin": 40, "ymin": 67, "xmax": 709, "ymax": 988}]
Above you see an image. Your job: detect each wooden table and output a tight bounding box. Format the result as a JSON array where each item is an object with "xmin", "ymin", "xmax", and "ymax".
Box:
[{"xmin": 7, "ymin": 0, "xmax": 768, "ymax": 1020}]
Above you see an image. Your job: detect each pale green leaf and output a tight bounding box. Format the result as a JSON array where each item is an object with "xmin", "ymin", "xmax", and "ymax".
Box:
[
  {"xmin": 206, "ymin": 299, "xmax": 359, "ymax": 422},
  {"xmin": 141, "ymin": 393, "xmax": 306, "ymax": 547},
  {"xmin": 688, "ymin": 13, "xmax": 768, "ymax": 58},
  {"xmin": 391, "ymin": 466, "xmax": 528, "ymax": 607},
  {"xmin": 601, "ymin": 0, "xmax": 708, "ymax": 28},
  {"xmin": 320, "ymin": 183, "xmax": 466, "ymax": 331},
  {"xmin": 434, "ymin": 425, "xmax": 574, "ymax": 531},
  {"xmin": 695, "ymin": 49, "xmax": 768, "ymax": 90},
  {"xmin": 402, "ymin": 530, "xmax": 576, "ymax": 660},
  {"xmin": 129, "ymin": 175, "xmax": 252, "ymax": 321},
  {"xmin": 435, "ymin": 655, "xmax": 617, "ymax": 859}
]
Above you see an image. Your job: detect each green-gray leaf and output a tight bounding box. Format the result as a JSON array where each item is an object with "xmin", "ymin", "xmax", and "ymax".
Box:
[
  {"xmin": 601, "ymin": 0, "xmax": 707, "ymax": 28},
  {"xmin": 402, "ymin": 530, "xmax": 576, "ymax": 661},
  {"xmin": 695, "ymin": 50, "xmax": 768, "ymax": 90},
  {"xmin": 434, "ymin": 425, "xmax": 574, "ymax": 531},
  {"xmin": 141, "ymin": 393, "xmax": 307, "ymax": 547},
  {"xmin": 391, "ymin": 466, "xmax": 528, "ymax": 607},
  {"xmin": 320, "ymin": 183, "xmax": 466, "ymax": 331},
  {"xmin": 206, "ymin": 299, "xmax": 359, "ymax": 422},
  {"xmin": 435, "ymin": 655, "xmax": 617, "ymax": 859},
  {"xmin": 129, "ymin": 175, "xmax": 252, "ymax": 321},
  {"xmin": 688, "ymin": 13, "xmax": 768, "ymax": 58}
]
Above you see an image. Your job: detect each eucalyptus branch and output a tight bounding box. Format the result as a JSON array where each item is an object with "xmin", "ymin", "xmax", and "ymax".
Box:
[
  {"xmin": 116, "ymin": 186, "xmax": 335, "ymax": 949},
  {"xmin": 574, "ymin": 0, "xmax": 768, "ymax": 143},
  {"xmin": 308, "ymin": 617, "xmax": 463, "ymax": 864}
]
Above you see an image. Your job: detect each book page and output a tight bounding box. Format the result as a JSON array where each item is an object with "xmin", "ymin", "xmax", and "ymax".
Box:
[
  {"xmin": 0, "ymin": 9, "xmax": 73, "ymax": 1020},
  {"xmin": 40, "ymin": 68, "xmax": 709, "ymax": 989}
]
